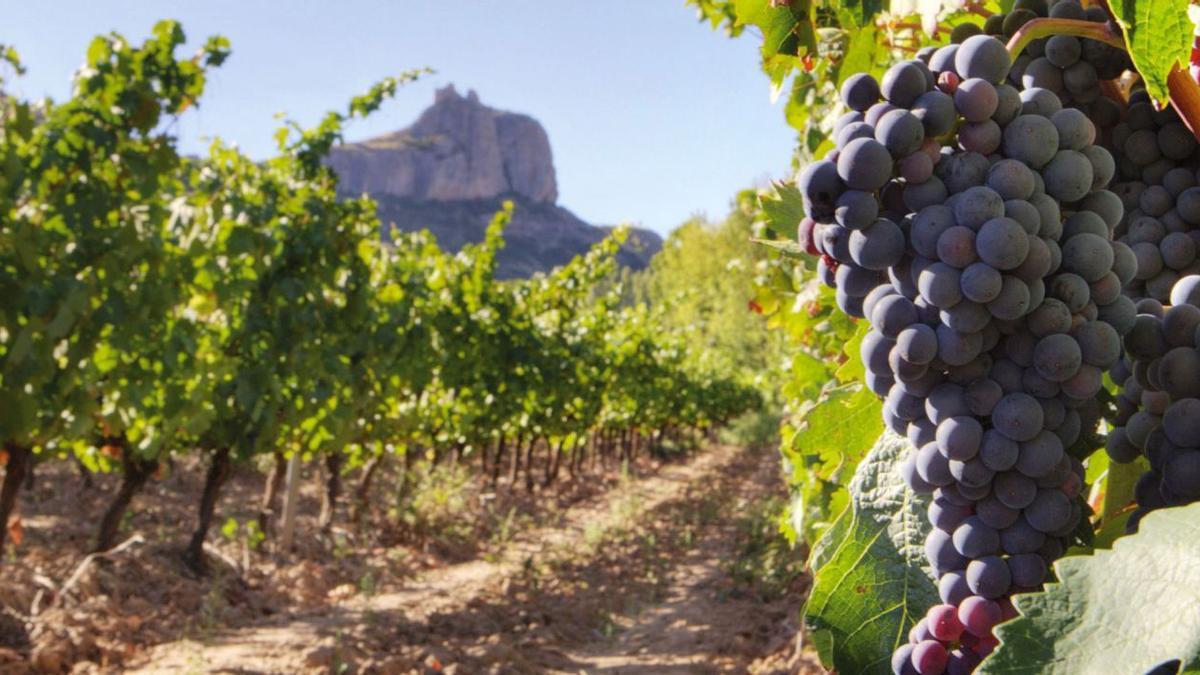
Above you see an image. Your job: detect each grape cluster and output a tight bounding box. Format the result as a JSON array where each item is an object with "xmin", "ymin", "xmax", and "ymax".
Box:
[
  {"xmin": 1104, "ymin": 94, "xmax": 1200, "ymax": 304},
  {"xmin": 947, "ymin": 0, "xmax": 1131, "ymax": 124},
  {"xmin": 1106, "ymin": 275, "xmax": 1200, "ymax": 532},
  {"xmin": 796, "ymin": 34, "xmax": 1134, "ymax": 675}
]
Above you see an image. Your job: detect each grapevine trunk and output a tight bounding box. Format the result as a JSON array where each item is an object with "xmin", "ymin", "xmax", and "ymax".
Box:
[
  {"xmin": 0, "ymin": 443, "xmax": 29, "ymax": 559},
  {"xmin": 352, "ymin": 453, "xmax": 383, "ymax": 526},
  {"xmin": 95, "ymin": 441, "xmax": 158, "ymax": 552},
  {"xmin": 318, "ymin": 452, "xmax": 343, "ymax": 532},
  {"xmin": 183, "ymin": 447, "xmax": 232, "ymax": 575},
  {"xmin": 257, "ymin": 451, "xmax": 286, "ymax": 539}
]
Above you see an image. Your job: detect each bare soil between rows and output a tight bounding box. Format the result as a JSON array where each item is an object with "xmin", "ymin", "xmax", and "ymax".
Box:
[{"xmin": 0, "ymin": 444, "xmax": 821, "ymax": 674}]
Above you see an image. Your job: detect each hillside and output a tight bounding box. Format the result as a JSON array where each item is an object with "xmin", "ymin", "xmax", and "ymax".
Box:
[{"xmin": 329, "ymin": 85, "xmax": 661, "ymax": 277}]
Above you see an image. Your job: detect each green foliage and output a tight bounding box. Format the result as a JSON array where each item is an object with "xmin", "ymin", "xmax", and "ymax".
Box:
[
  {"xmin": 753, "ymin": 231, "xmax": 875, "ymax": 545},
  {"xmin": 726, "ymin": 494, "xmax": 806, "ymax": 599},
  {"xmin": 734, "ymin": 0, "xmax": 818, "ymax": 80},
  {"xmin": 805, "ymin": 432, "xmax": 936, "ymax": 675},
  {"xmin": 784, "ymin": 382, "xmax": 882, "ymax": 541},
  {"xmin": 0, "ymin": 23, "xmax": 759, "ymax": 553},
  {"xmin": 1097, "ymin": 454, "xmax": 1148, "ymax": 527},
  {"xmin": 633, "ymin": 196, "xmax": 787, "ymax": 405},
  {"xmin": 394, "ymin": 460, "xmax": 477, "ymax": 542},
  {"xmin": 981, "ymin": 502, "xmax": 1200, "ymax": 674},
  {"xmin": 720, "ymin": 408, "xmax": 783, "ymax": 447},
  {"xmin": 1107, "ymin": 0, "xmax": 1193, "ymax": 103},
  {"xmin": 221, "ymin": 517, "xmax": 265, "ymax": 550},
  {"xmin": 0, "ymin": 20, "xmax": 227, "ymax": 458},
  {"xmin": 758, "ymin": 181, "xmax": 805, "ymax": 241}
]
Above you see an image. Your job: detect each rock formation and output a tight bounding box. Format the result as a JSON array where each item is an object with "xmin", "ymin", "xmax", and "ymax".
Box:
[{"xmin": 329, "ymin": 85, "xmax": 660, "ymax": 278}]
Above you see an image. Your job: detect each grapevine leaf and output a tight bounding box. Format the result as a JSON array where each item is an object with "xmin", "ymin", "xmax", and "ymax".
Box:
[
  {"xmin": 782, "ymin": 350, "xmax": 829, "ymax": 401},
  {"xmin": 790, "ymin": 383, "xmax": 882, "ymax": 481},
  {"xmin": 804, "ymin": 431, "xmax": 936, "ymax": 675},
  {"xmin": 752, "ymin": 237, "xmax": 809, "ymax": 258},
  {"xmin": 759, "ymin": 181, "xmax": 806, "ymax": 240},
  {"xmin": 1100, "ymin": 455, "xmax": 1147, "ymax": 524},
  {"xmin": 808, "ymin": 495, "xmax": 852, "ymax": 571},
  {"xmin": 734, "ymin": 0, "xmax": 817, "ymax": 60},
  {"xmin": 834, "ymin": 23, "xmax": 879, "ymax": 85},
  {"xmin": 835, "ymin": 321, "xmax": 869, "ymax": 384},
  {"xmin": 785, "ymin": 70, "xmax": 815, "ymax": 132},
  {"xmin": 735, "ymin": 0, "xmax": 799, "ymax": 57},
  {"xmin": 979, "ymin": 502, "xmax": 1200, "ymax": 674},
  {"xmin": 841, "ymin": 0, "xmax": 883, "ymax": 28},
  {"xmin": 1091, "ymin": 509, "xmax": 1133, "ymax": 549},
  {"xmin": 1107, "ymin": 0, "xmax": 1192, "ymax": 104},
  {"xmin": 783, "ymin": 382, "xmax": 882, "ymax": 546}
]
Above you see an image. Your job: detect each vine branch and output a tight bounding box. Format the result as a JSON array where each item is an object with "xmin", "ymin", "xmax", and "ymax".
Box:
[
  {"xmin": 1006, "ymin": 18, "xmax": 1200, "ymax": 142},
  {"xmin": 1167, "ymin": 66, "xmax": 1200, "ymax": 138},
  {"xmin": 1005, "ymin": 18, "xmax": 1123, "ymax": 60}
]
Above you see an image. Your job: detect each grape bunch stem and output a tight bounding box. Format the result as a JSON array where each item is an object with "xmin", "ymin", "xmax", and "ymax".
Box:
[{"xmin": 1006, "ymin": 18, "xmax": 1200, "ymax": 141}]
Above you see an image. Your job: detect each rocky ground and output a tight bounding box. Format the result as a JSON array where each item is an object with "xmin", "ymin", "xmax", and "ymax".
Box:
[{"xmin": 0, "ymin": 444, "xmax": 821, "ymax": 674}]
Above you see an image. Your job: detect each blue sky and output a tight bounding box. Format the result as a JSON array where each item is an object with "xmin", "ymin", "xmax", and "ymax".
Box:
[{"xmin": 1, "ymin": 1, "xmax": 796, "ymax": 235}]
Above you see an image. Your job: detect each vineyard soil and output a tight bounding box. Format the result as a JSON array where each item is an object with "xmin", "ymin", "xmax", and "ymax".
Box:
[{"xmin": 0, "ymin": 445, "xmax": 815, "ymax": 674}]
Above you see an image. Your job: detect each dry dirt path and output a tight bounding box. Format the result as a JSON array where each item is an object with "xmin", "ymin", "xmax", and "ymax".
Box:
[
  {"xmin": 127, "ymin": 444, "xmax": 809, "ymax": 674},
  {"xmin": 558, "ymin": 446, "xmax": 814, "ymax": 675}
]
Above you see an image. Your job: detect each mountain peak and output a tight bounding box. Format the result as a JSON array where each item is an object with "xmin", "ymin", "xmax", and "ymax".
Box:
[
  {"xmin": 433, "ymin": 84, "xmax": 481, "ymax": 105},
  {"xmin": 327, "ymin": 86, "xmax": 662, "ymax": 278},
  {"xmin": 330, "ymin": 85, "xmax": 556, "ymax": 204}
]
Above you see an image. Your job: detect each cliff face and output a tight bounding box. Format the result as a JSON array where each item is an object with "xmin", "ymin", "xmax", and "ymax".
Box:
[{"xmin": 330, "ymin": 85, "xmax": 660, "ymax": 278}]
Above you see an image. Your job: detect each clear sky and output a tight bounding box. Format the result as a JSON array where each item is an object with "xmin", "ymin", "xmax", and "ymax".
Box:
[{"xmin": 1, "ymin": 1, "xmax": 796, "ymax": 235}]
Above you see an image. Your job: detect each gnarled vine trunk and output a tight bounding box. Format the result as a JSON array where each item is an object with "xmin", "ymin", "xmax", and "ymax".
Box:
[
  {"xmin": 183, "ymin": 447, "xmax": 231, "ymax": 575},
  {"xmin": 523, "ymin": 437, "xmax": 538, "ymax": 493},
  {"xmin": 590, "ymin": 431, "xmax": 600, "ymax": 472},
  {"xmin": 543, "ymin": 438, "xmax": 564, "ymax": 487},
  {"xmin": 508, "ymin": 432, "xmax": 525, "ymax": 488},
  {"xmin": 0, "ymin": 443, "xmax": 30, "ymax": 559},
  {"xmin": 396, "ymin": 445, "xmax": 416, "ymax": 505},
  {"xmin": 571, "ymin": 437, "xmax": 585, "ymax": 477},
  {"xmin": 257, "ymin": 451, "xmax": 286, "ymax": 539},
  {"xmin": 318, "ymin": 452, "xmax": 343, "ymax": 532},
  {"xmin": 352, "ymin": 453, "xmax": 383, "ymax": 526},
  {"xmin": 490, "ymin": 434, "xmax": 506, "ymax": 489},
  {"xmin": 95, "ymin": 440, "xmax": 158, "ymax": 552}
]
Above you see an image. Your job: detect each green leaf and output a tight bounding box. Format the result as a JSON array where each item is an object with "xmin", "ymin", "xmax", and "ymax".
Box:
[
  {"xmin": 752, "ymin": 237, "xmax": 809, "ymax": 258},
  {"xmin": 1100, "ymin": 455, "xmax": 1147, "ymax": 524},
  {"xmin": 734, "ymin": 0, "xmax": 815, "ymax": 58},
  {"xmin": 838, "ymin": 0, "xmax": 884, "ymax": 30},
  {"xmin": 805, "ymin": 431, "xmax": 936, "ymax": 675},
  {"xmin": 808, "ymin": 496, "xmax": 851, "ymax": 572},
  {"xmin": 46, "ymin": 305, "xmax": 76, "ymax": 339},
  {"xmin": 790, "ymin": 384, "xmax": 882, "ymax": 482},
  {"xmin": 834, "ymin": 23, "xmax": 879, "ymax": 84},
  {"xmin": 1091, "ymin": 509, "xmax": 1133, "ymax": 549},
  {"xmin": 980, "ymin": 502, "xmax": 1200, "ymax": 674},
  {"xmin": 1107, "ymin": 0, "xmax": 1192, "ymax": 103},
  {"xmin": 782, "ymin": 350, "xmax": 828, "ymax": 401},
  {"xmin": 759, "ymin": 181, "xmax": 806, "ymax": 240},
  {"xmin": 835, "ymin": 321, "xmax": 869, "ymax": 384}
]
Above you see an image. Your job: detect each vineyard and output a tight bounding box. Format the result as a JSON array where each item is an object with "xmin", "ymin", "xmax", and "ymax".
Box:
[
  {"xmin": 7, "ymin": 0, "xmax": 1200, "ymax": 672},
  {"xmin": 0, "ymin": 21, "xmax": 783, "ymax": 673}
]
